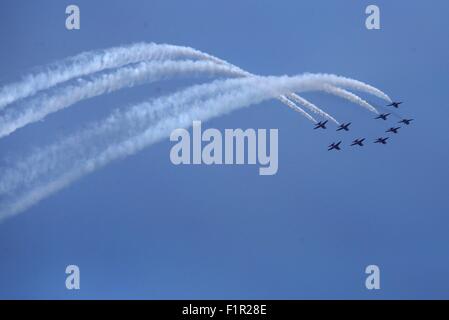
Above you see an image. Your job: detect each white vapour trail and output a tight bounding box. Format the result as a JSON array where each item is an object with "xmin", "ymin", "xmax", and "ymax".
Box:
[
  {"xmin": 0, "ymin": 42, "xmax": 248, "ymax": 110},
  {"xmin": 0, "ymin": 74, "xmax": 391, "ymax": 219},
  {"xmin": 0, "ymin": 67, "xmax": 386, "ymax": 139},
  {"xmin": 287, "ymin": 93, "xmax": 339, "ymax": 124},
  {"xmin": 278, "ymin": 95, "xmax": 317, "ymax": 123},
  {"xmin": 0, "ymin": 73, "xmax": 391, "ymax": 199},
  {"xmin": 322, "ymin": 84, "xmax": 379, "ymax": 114},
  {"xmin": 305, "ymin": 74, "xmax": 391, "ymax": 103},
  {"xmin": 0, "ymin": 42, "xmax": 390, "ymax": 140},
  {"xmin": 0, "ymin": 76, "xmax": 306, "ymax": 198},
  {"xmin": 0, "ymin": 77, "xmax": 259, "ymax": 198},
  {"xmin": 0, "ymin": 39, "xmax": 314, "ymax": 139},
  {"xmin": 0, "ymin": 43, "xmax": 390, "ymax": 126},
  {"xmin": 279, "ymin": 74, "xmax": 390, "ymax": 118},
  {"xmin": 0, "ymin": 58, "xmax": 315, "ymax": 139},
  {"xmin": 0, "ymin": 60, "xmax": 247, "ymax": 139}
]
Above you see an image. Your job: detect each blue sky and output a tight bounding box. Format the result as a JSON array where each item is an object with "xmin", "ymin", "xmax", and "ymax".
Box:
[{"xmin": 0, "ymin": 0, "xmax": 449, "ymax": 299}]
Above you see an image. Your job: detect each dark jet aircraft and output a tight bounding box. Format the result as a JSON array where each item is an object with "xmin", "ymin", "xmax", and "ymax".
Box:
[
  {"xmin": 375, "ymin": 113, "xmax": 391, "ymax": 121},
  {"xmin": 336, "ymin": 122, "xmax": 351, "ymax": 131},
  {"xmin": 386, "ymin": 127, "xmax": 401, "ymax": 134},
  {"xmin": 399, "ymin": 118, "xmax": 414, "ymax": 125},
  {"xmin": 374, "ymin": 137, "xmax": 389, "ymax": 145},
  {"xmin": 314, "ymin": 120, "xmax": 328, "ymax": 130},
  {"xmin": 328, "ymin": 141, "xmax": 342, "ymax": 151},
  {"xmin": 387, "ymin": 101, "xmax": 403, "ymax": 108},
  {"xmin": 351, "ymin": 138, "xmax": 365, "ymax": 147}
]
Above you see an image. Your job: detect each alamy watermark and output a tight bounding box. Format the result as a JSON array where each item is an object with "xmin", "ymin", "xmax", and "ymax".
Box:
[
  {"xmin": 66, "ymin": 5, "xmax": 80, "ymax": 30},
  {"xmin": 365, "ymin": 264, "xmax": 381, "ymax": 290},
  {"xmin": 365, "ymin": 5, "xmax": 381, "ymax": 30},
  {"xmin": 65, "ymin": 264, "xmax": 80, "ymax": 290},
  {"xmin": 169, "ymin": 121, "xmax": 278, "ymax": 176}
]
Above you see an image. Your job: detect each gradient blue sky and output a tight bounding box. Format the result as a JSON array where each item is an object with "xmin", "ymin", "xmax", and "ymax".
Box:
[{"xmin": 0, "ymin": 0, "xmax": 449, "ymax": 299}]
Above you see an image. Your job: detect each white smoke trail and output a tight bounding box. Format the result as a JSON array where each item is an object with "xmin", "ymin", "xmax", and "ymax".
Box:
[
  {"xmin": 0, "ymin": 45, "xmax": 316, "ymax": 139},
  {"xmin": 278, "ymin": 95, "xmax": 317, "ymax": 123},
  {"xmin": 0, "ymin": 43, "xmax": 390, "ymax": 126},
  {"xmin": 0, "ymin": 59, "xmax": 318, "ymax": 138},
  {"xmin": 0, "ymin": 73, "xmax": 391, "ymax": 219},
  {"xmin": 0, "ymin": 42, "xmax": 391, "ymax": 144},
  {"xmin": 322, "ymin": 84, "xmax": 379, "ymax": 114},
  {"xmin": 0, "ymin": 73, "xmax": 392, "ymax": 198},
  {"xmin": 0, "ymin": 42, "xmax": 249, "ymax": 110},
  {"xmin": 0, "ymin": 60, "xmax": 247, "ymax": 139},
  {"xmin": 0, "ymin": 67, "xmax": 387, "ymax": 139},
  {"xmin": 0, "ymin": 77, "xmax": 261, "ymax": 198},
  {"xmin": 287, "ymin": 93, "xmax": 339, "ymax": 124},
  {"xmin": 303, "ymin": 73, "xmax": 391, "ymax": 103}
]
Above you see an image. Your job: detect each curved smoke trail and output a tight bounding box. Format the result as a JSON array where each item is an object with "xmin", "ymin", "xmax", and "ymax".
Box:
[
  {"xmin": 0, "ymin": 73, "xmax": 391, "ymax": 220},
  {"xmin": 0, "ymin": 73, "xmax": 391, "ymax": 198},
  {"xmin": 0, "ymin": 43, "xmax": 390, "ymax": 139},
  {"xmin": 323, "ymin": 84, "xmax": 379, "ymax": 114},
  {"xmin": 278, "ymin": 95, "xmax": 317, "ymax": 123},
  {"xmin": 0, "ymin": 42, "xmax": 248, "ymax": 110},
  {"xmin": 0, "ymin": 44, "xmax": 318, "ymax": 137},
  {"xmin": 0, "ymin": 60, "xmax": 247, "ymax": 139},
  {"xmin": 287, "ymin": 93, "xmax": 339, "ymax": 124}
]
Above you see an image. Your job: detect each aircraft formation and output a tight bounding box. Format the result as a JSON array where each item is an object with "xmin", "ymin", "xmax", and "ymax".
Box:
[{"xmin": 312, "ymin": 101, "xmax": 414, "ymax": 151}]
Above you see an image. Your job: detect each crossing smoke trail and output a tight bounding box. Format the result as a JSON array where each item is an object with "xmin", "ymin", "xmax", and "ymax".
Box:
[
  {"xmin": 0, "ymin": 76, "xmax": 309, "ymax": 198},
  {"xmin": 0, "ymin": 74, "xmax": 391, "ymax": 220},
  {"xmin": 0, "ymin": 43, "xmax": 392, "ymax": 138},
  {"xmin": 0, "ymin": 65, "xmax": 388, "ymax": 139},
  {"xmin": 0, "ymin": 73, "xmax": 390, "ymax": 198},
  {"xmin": 0, "ymin": 42, "xmax": 248, "ymax": 110},
  {"xmin": 0, "ymin": 43, "xmax": 318, "ymax": 136},
  {"xmin": 0, "ymin": 59, "xmax": 317, "ymax": 139},
  {"xmin": 0, "ymin": 43, "xmax": 391, "ymax": 139},
  {"xmin": 0, "ymin": 60, "xmax": 247, "ymax": 139}
]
